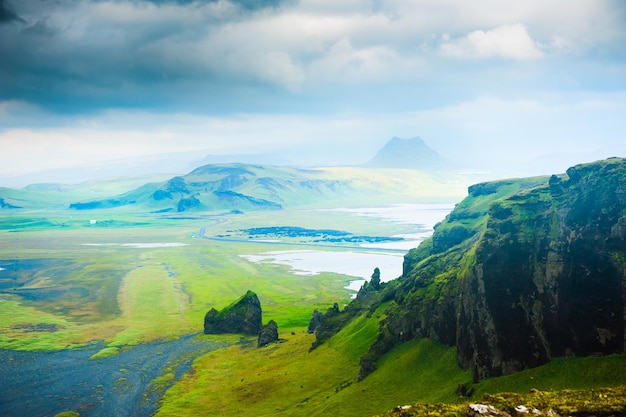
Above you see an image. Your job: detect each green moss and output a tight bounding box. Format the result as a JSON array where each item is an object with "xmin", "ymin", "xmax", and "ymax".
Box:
[
  {"xmin": 53, "ymin": 412, "xmax": 80, "ymax": 417},
  {"xmin": 88, "ymin": 347, "xmax": 120, "ymax": 360},
  {"xmin": 214, "ymin": 290, "xmax": 258, "ymax": 319}
]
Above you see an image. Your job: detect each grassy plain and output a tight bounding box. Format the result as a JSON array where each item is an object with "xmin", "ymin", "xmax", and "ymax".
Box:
[{"xmin": 0, "ymin": 204, "xmax": 422, "ymax": 353}]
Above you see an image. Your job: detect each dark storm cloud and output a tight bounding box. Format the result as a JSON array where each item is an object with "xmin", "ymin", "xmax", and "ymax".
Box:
[
  {"xmin": 0, "ymin": 0, "xmax": 24, "ymax": 23},
  {"xmin": 1, "ymin": 0, "xmax": 626, "ymax": 180},
  {"xmin": 0, "ymin": 0, "xmax": 309, "ymax": 113},
  {"xmin": 0, "ymin": 0, "xmax": 625, "ymax": 115},
  {"xmin": 0, "ymin": 1, "xmax": 225, "ymax": 110}
]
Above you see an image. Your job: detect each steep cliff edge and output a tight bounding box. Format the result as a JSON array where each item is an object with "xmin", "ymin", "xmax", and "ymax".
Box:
[
  {"xmin": 317, "ymin": 158, "xmax": 626, "ymax": 381},
  {"xmin": 457, "ymin": 158, "xmax": 626, "ymax": 379}
]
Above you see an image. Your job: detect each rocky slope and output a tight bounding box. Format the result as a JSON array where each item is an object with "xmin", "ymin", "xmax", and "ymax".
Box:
[{"xmin": 315, "ymin": 158, "xmax": 626, "ymax": 381}]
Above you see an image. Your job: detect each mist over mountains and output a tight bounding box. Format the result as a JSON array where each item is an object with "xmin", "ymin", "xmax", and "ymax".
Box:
[
  {"xmin": 0, "ymin": 136, "xmax": 454, "ymax": 188},
  {"xmin": 0, "ymin": 152, "xmax": 289, "ymax": 189},
  {"xmin": 2, "ymin": 133, "xmax": 615, "ymax": 191},
  {"xmin": 364, "ymin": 136, "xmax": 449, "ymax": 171}
]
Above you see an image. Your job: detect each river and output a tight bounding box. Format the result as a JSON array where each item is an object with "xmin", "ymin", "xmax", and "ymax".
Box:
[{"xmin": 0, "ymin": 335, "xmax": 231, "ymax": 417}]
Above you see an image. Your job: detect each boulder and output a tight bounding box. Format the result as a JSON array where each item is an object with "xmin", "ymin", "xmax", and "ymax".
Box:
[
  {"xmin": 203, "ymin": 290, "xmax": 262, "ymax": 335},
  {"xmin": 257, "ymin": 320, "xmax": 279, "ymax": 347}
]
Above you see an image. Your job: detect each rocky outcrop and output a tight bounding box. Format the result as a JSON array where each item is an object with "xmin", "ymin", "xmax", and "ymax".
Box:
[
  {"xmin": 347, "ymin": 158, "xmax": 626, "ymax": 381},
  {"xmin": 257, "ymin": 320, "xmax": 279, "ymax": 347},
  {"xmin": 307, "ymin": 309, "xmax": 323, "ymax": 334},
  {"xmin": 204, "ymin": 290, "xmax": 262, "ymax": 335}
]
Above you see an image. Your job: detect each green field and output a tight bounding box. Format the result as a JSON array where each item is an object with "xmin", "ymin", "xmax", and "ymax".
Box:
[{"xmin": 0, "ymin": 202, "xmax": 429, "ymax": 353}]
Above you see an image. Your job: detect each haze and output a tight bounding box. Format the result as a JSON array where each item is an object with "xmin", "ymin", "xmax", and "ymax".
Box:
[{"xmin": 1, "ymin": 0, "xmax": 625, "ymax": 186}]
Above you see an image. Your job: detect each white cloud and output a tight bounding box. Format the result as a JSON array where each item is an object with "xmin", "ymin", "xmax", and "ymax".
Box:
[
  {"xmin": 439, "ymin": 24, "xmax": 543, "ymax": 59},
  {"xmin": 2, "ymin": 90, "xmax": 626, "ymax": 180},
  {"xmin": 6, "ymin": 0, "xmax": 622, "ymax": 96},
  {"xmin": 1, "ymin": 0, "xmax": 625, "ymax": 185}
]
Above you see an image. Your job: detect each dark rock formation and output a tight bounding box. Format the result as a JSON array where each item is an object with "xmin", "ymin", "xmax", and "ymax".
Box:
[
  {"xmin": 358, "ymin": 268, "xmax": 383, "ymax": 297},
  {"xmin": 257, "ymin": 320, "xmax": 279, "ymax": 347},
  {"xmin": 456, "ymin": 158, "xmax": 626, "ymax": 380},
  {"xmin": 309, "ymin": 303, "xmax": 351, "ymax": 351},
  {"xmin": 203, "ymin": 290, "xmax": 262, "ymax": 335},
  {"xmin": 307, "ymin": 309, "xmax": 323, "ymax": 334}
]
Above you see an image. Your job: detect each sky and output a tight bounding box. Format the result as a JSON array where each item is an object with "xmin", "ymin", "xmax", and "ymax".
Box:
[{"xmin": 1, "ymin": 0, "xmax": 625, "ymax": 184}]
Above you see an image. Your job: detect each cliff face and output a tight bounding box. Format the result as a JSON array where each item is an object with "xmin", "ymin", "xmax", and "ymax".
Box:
[
  {"xmin": 204, "ymin": 290, "xmax": 263, "ymax": 335},
  {"xmin": 356, "ymin": 158, "xmax": 626, "ymax": 380},
  {"xmin": 458, "ymin": 158, "xmax": 626, "ymax": 379}
]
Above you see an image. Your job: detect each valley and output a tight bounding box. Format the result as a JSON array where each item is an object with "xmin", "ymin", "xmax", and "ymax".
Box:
[
  {"xmin": 1, "ymin": 161, "xmax": 625, "ymax": 417},
  {"xmin": 0, "ymin": 165, "xmax": 466, "ymax": 416}
]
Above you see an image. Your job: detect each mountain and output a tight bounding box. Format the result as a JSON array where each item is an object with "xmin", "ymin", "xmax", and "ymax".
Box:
[
  {"xmin": 67, "ymin": 163, "xmax": 356, "ymax": 212},
  {"xmin": 66, "ymin": 163, "xmax": 470, "ymax": 213},
  {"xmin": 364, "ymin": 136, "xmax": 448, "ymax": 170},
  {"xmin": 312, "ymin": 157, "xmax": 626, "ymax": 382},
  {"xmin": 0, "ymin": 163, "xmax": 472, "ymax": 212}
]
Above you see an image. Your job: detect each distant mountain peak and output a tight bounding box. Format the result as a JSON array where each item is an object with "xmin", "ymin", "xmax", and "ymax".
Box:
[{"xmin": 364, "ymin": 136, "xmax": 448, "ymax": 170}]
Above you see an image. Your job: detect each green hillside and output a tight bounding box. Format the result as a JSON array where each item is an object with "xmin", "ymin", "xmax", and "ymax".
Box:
[{"xmin": 65, "ymin": 164, "xmax": 470, "ymax": 212}]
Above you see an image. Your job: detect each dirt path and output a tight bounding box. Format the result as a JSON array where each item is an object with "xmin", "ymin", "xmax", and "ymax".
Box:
[{"xmin": 0, "ymin": 334, "xmax": 230, "ymax": 417}]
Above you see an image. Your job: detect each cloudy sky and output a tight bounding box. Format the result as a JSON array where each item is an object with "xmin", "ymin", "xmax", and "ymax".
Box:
[{"xmin": 1, "ymin": 0, "xmax": 625, "ymax": 183}]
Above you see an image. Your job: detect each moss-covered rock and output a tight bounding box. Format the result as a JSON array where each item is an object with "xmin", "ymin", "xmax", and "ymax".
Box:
[
  {"xmin": 203, "ymin": 290, "xmax": 262, "ymax": 335},
  {"xmin": 257, "ymin": 319, "xmax": 279, "ymax": 347}
]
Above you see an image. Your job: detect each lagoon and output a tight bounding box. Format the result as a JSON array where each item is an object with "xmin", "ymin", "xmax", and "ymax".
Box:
[
  {"xmin": 243, "ymin": 204, "xmax": 454, "ymax": 295},
  {"xmin": 326, "ymin": 203, "xmax": 454, "ymax": 250},
  {"xmin": 242, "ymin": 249, "xmax": 404, "ymax": 294}
]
